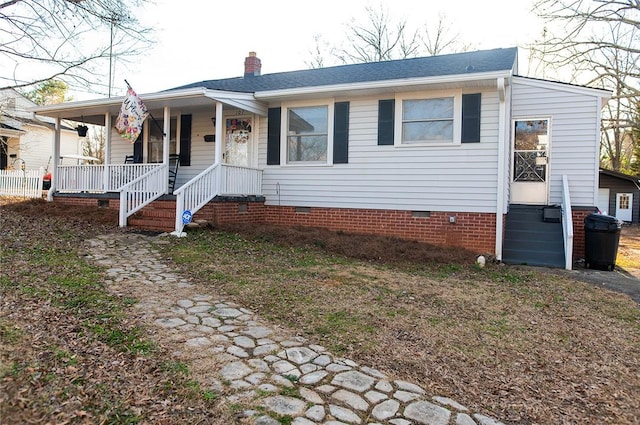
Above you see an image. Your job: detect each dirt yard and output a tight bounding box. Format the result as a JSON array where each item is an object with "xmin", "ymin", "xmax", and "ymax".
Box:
[{"xmin": 1, "ymin": 198, "xmax": 639, "ymax": 425}]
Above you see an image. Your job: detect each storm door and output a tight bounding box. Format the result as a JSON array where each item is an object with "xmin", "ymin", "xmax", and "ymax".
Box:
[{"xmin": 510, "ymin": 119, "xmax": 550, "ymax": 205}]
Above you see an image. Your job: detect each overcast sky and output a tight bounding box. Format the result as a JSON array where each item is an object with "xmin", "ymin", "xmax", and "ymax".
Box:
[{"xmin": 101, "ymin": 0, "xmax": 542, "ymax": 98}]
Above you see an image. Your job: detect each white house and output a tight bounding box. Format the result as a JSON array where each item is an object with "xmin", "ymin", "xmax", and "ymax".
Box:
[
  {"xmin": 31, "ymin": 48, "xmax": 611, "ymax": 269},
  {"xmin": 1, "ymin": 89, "xmax": 79, "ymax": 173}
]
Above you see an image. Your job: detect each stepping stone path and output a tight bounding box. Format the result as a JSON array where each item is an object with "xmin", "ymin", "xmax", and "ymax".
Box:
[{"xmin": 85, "ymin": 232, "xmax": 507, "ymax": 425}]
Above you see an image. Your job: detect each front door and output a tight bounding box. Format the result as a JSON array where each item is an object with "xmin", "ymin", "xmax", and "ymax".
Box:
[
  {"xmin": 510, "ymin": 119, "xmax": 550, "ymax": 205},
  {"xmin": 615, "ymin": 193, "xmax": 633, "ymax": 222},
  {"xmin": 224, "ymin": 117, "xmax": 252, "ymax": 167}
]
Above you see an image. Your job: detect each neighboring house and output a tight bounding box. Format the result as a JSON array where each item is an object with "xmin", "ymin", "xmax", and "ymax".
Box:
[
  {"xmin": 31, "ymin": 47, "xmax": 611, "ymax": 269},
  {"xmin": 0, "ymin": 89, "xmax": 78, "ymax": 172},
  {"xmin": 598, "ymin": 168, "xmax": 640, "ymax": 224}
]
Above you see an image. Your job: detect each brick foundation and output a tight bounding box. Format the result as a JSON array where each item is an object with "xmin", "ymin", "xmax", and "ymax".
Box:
[
  {"xmin": 52, "ymin": 194, "xmax": 596, "ymax": 260},
  {"xmin": 263, "ymin": 205, "xmax": 497, "ymax": 254},
  {"xmin": 572, "ymin": 208, "xmax": 597, "ymax": 260}
]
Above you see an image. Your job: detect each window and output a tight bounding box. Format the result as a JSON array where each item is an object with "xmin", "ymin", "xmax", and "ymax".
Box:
[
  {"xmin": 148, "ymin": 117, "xmax": 177, "ymax": 163},
  {"xmin": 401, "ymin": 97, "xmax": 455, "ymax": 144},
  {"xmin": 287, "ymin": 106, "xmax": 328, "ymax": 163},
  {"xmin": 380, "ymin": 93, "xmax": 479, "ymax": 146},
  {"xmin": 268, "ymin": 102, "xmax": 348, "ymax": 166}
]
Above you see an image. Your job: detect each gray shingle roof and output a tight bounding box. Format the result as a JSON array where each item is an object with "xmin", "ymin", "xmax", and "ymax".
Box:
[{"xmin": 172, "ymin": 47, "xmax": 517, "ymax": 93}]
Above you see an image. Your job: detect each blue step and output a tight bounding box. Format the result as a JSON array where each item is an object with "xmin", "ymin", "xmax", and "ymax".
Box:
[{"xmin": 503, "ymin": 204, "xmax": 565, "ymax": 268}]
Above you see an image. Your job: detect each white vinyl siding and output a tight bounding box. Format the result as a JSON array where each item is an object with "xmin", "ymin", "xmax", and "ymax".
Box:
[
  {"xmin": 511, "ymin": 78, "xmax": 602, "ymax": 207},
  {"xmin": 259, "ymin": 90, "xmax": 501, "ymax": 213}
]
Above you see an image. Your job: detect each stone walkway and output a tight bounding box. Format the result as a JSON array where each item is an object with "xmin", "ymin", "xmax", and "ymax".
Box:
[{"xmin": 85, "ymin": 232, "xmax": 506, "ymax": 425}]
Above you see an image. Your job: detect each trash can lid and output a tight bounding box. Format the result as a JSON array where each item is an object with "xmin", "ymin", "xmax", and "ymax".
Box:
[
  {"xmin": 584, "ymin": 213, "xmax": 622, "ymax": 230},
  {"xmin": 584, "ymin": 213, "xmax": 621, "ymax": 223}
]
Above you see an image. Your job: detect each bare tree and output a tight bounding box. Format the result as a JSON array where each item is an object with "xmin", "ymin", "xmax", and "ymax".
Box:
[
  {"xmin": 306, "ymin": 34, "xmax": 331, "ymax": 69},
  {"xmin": 83, "ymin": 126, "xmax": 105, "ymax": 164},
  {"xmin": 422, "ymin": 13, "xmax": 473, "ymax": 56},
  {"xmin": 334, "ymin": 4, "xmax": 420, "ymax": 64},
  {"xmin": 0, "ymin": 0, "xmax": 154, "ymax": 95},
  {"xmin": 531, "ymin": 0, "xmax": 640, "ymax": 172},
  {"xmin": 311, "ymin": 4, "xmax": 470, "ymax": 68}
]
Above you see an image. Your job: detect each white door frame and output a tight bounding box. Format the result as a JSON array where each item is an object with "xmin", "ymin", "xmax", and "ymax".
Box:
[{"xmin": 510, "ymin": 118, "xmax": 551, "ymax": 205}]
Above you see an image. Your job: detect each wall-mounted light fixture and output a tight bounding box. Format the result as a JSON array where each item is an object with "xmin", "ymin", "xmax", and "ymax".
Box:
[{"xmin": 204, "ymin": 117, "xmax": 216, "ymax": 142}]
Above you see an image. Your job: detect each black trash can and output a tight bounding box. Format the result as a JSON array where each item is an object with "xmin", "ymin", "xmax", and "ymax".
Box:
[{"xmin": 584, "ymin": 213, "xmax": 622, "ymax": 271}]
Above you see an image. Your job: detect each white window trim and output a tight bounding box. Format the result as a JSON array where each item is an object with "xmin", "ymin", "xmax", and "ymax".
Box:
[
  {"xmin": 394, "ymin": 90, "xmax": 462, "ymax": 147},
  {"xmin": 280, "ymin": 99, "xmax": 334, "ymax": 166}
]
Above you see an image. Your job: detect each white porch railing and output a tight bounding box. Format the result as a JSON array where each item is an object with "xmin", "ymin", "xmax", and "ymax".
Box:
[
  {"xmin": 119, "ymin": 164, "xmax": 168, "ymax": 227},
  {"xmin": 561, "ymin": 174, "xmax": 574, "ymax": 270},
  {"xmin": 221, "ymin": 164, "xmax": 263, "ymax": 195},
  {"xmin": 109, "ymin": 164, "xmax": 161, "ymax": 191},
  {"xmin": 56, "ymin": 165, "xmax": 105, "ymax": 192},
  {"xmin": 173, "ymin": 164, "xmax": 262, "ymax": 234},
  {"xmin": 56, "ymin": 164, "xmax": 161, "ymax": 192},
  {"xmin": 0, "ymin": 168, "xmax": 44, "ymax": 198}
]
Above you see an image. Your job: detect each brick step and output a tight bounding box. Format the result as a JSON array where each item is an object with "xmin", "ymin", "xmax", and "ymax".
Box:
[{"xmin": 128, "ymin": 217, "xmax": 175, "ymax": 232}]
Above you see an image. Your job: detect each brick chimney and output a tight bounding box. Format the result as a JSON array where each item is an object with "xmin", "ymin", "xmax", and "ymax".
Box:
[{"xmin": 244, "ymin": 52, "xmax": 261, "ymax": 77}]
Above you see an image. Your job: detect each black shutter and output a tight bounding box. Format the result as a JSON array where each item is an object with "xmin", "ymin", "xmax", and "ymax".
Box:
[
  {"xmin": 133, "ymin": 125, "xmax": 143, "ymax": 163},
  {"xmin": 461, "ymin": 93, "xmax": 481, "ymax": 143},
  {"xmin": 179, "ymin": 114, "xmax": 192, "ymax": 166},
  {"xmin": 333, "ymin": 101, "xmax": 349, "ymax": 164},
  {"xmin": 378, "ymin": 99, "xmax": 395, "ymax": 145},
  {"xmin": 267, "ymin": 107, "xmax": 281, "ymax": 165}
]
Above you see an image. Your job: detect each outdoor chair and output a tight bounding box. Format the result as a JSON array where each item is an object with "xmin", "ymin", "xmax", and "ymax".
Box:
[
  {"xmin": 168, "ymin": 154, "xmax": 180, "ymax": 192},
  {"xmin": 124, "ymin": 155, "xmax": 135, "ymax": 164}
]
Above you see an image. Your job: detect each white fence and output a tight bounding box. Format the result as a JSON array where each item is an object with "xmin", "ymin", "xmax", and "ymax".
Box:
[{"xmin": 0, "ymin": 168, "xmax": 44, "ymax": 198}]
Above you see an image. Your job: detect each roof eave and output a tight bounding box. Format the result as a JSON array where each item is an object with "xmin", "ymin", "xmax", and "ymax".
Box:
[
  {"xmin": 254, "ymin": 71, "xmax": 514, "ymax": 100},
  {"xmin": 29, "ymin": 88, "xmax": 267, "ymax": 122}
]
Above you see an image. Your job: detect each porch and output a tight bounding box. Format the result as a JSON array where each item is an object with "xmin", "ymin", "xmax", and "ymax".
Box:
[
  {"xmin": 30, "ymin": 87, "xmax": 268, "ymax": 234},
  {"xmin": 52, "ymin": 162, "xmax": 263, "ymax": 232}
]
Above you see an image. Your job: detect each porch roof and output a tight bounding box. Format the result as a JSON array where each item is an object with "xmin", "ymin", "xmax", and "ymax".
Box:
[{"xmin": 29, "ymin": 88, "xmax": 267, "ymax": 125}]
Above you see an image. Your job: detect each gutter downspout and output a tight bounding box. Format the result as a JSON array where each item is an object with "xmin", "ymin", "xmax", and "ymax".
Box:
[{"xmin": 495, "ymin": 77, "xmax": 507, "ymax": 261}]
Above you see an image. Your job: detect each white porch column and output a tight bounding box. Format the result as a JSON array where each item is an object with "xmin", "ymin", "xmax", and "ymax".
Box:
[
  {"xmin": 103, "ymin": 112, "xmax": 112, "ymax": 192},
  {"xmin": 214, "ymin": 101, "xmax": 223, "ymax": 165},
  {"xmin": 47, "ymin": 117, "xmax": 61, "ymax": 201},
  {"xmin": 163, "ymin": 106, "xmax": 170, "ymax": 194}
]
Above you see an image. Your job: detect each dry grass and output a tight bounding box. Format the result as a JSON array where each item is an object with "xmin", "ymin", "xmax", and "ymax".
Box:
[
  {"xmin": 0, "ymin": 198, "xmax": 235, "ymax": 424},
  {"xmin": 1, "ymin": 198, "xmax": 639, "ymax": 425},
  {"xmin": 617, "ymin": 225, "xmax": 640, "ymax": 273}
]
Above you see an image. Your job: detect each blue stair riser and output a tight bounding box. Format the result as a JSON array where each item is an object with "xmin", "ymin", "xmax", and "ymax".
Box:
[{"xmin": 503, "ymin": 205, "xmax": 565, "ymax": 268}]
